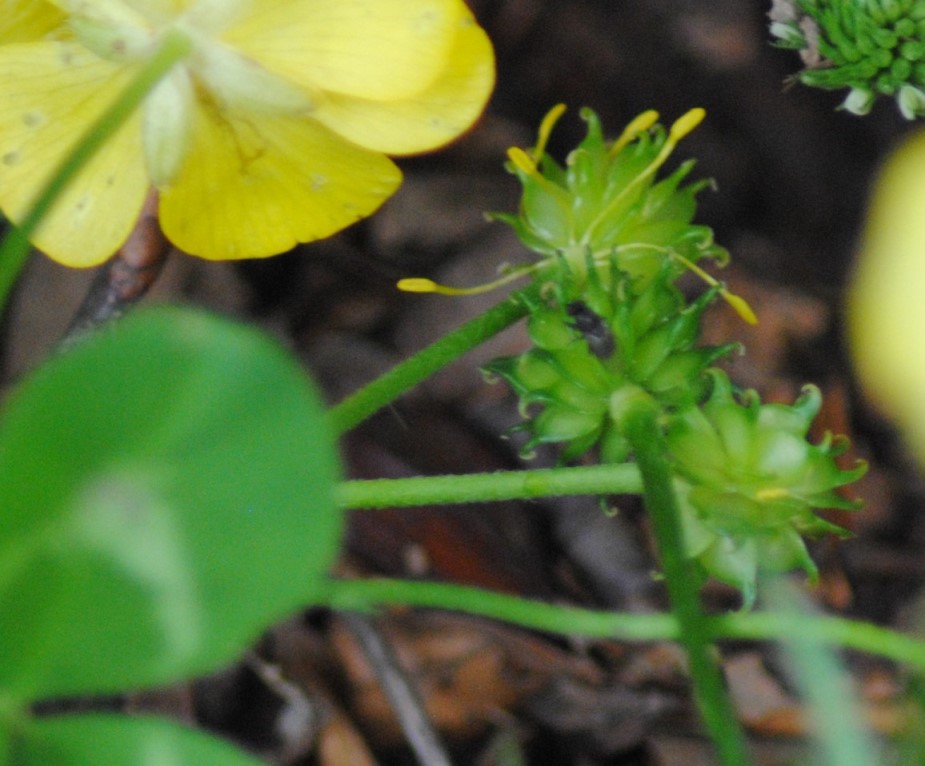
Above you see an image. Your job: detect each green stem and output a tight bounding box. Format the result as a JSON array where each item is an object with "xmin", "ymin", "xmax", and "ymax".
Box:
[
  {"xmin": 0, "ymin": 29, "xmax": 193, "ymax": 311},
  {"xmin": 326, "ymin": 578, "xmax": 679, "ymax": 639},
  {"xmin": 324, "ymin": 577, "xmax": 925, "ymax": 672},
  {"xmin": 328, "ymin": 283, "xmax": 538, "ymax": 435},
  {"xmin": 613, "ymin": 387, "xmax": 750, "ymax": 765},
  {"xmin": 713, "ymin": 610, "xmax": 925, "ymax": 673},
  {"xmin": 336, "ymin": 463, "xmax": 642, "ymax": 509}
]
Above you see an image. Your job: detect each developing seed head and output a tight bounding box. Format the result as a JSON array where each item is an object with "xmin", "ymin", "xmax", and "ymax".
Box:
[
  {"xmin": 665, "ymin": 369, "xmax": 866, "ymax": 607},
  {"xmin": 483, "ymin": 257, "xmax": 737, "ymax": 463},
  {"xmin": 490, "ymin": 106, "xmax": 728, "ymax": 285}
]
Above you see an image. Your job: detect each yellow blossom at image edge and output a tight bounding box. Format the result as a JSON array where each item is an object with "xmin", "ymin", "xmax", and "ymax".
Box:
[
  {"xmin": 0, "ymin": 0, "xmax": 495, "ymax": 266},
  {"xmin": 850, "ymin": 128, "xmax": 925, "ymax": 465}
]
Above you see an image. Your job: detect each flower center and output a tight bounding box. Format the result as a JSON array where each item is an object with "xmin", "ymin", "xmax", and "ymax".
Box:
[{"xmin": 61, "ymin": 0, "xmax": 315, "ymax": 185}]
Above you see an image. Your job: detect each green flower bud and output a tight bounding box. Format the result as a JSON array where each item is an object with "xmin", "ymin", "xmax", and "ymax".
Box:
[
  {"xmin": 401, "ymin": 108, "xmax": 755, "ymax": 329},
  {"xmin": 490, "ymin": 105, "xmax": 727, "ymax": 288},
  {"xmin": 665, "ymin": 369, "xmax": 866, "ymax": 607}
]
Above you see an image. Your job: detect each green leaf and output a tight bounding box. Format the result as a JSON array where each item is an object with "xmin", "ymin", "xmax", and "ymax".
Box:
[
  {"xmin": 12, "ymin": 713, "xmax": 268, "ymax": 766},
  {"xmin": 764, "ymin": 577, "xmax": 884, "ymax": 766},
  {"xmin": 0, "ymin": 307, "xmax": 341, "ymax": 700}
]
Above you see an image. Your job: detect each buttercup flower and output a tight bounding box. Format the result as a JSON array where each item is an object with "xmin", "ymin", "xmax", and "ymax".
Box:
[
  {"xmin": 0, "ymin": 0, "xmax": 495, "ymax": 266},
  {"xmin": 850, "ymin": 126, "xmax": 925, "ymax": 463}
]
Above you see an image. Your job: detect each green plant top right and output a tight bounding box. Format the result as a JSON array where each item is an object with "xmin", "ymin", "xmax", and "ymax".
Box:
[{"xmin": 771, "ymin": 0, "xmax": 925, "ymax": 118}]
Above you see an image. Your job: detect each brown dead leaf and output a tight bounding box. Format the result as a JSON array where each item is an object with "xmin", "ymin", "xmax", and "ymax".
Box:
[
  {"xmin": 724, "ymin": 652, "xmax": 804, "ymax": 737},
  {"xmin": 330, "ymin": 609, "xmax": 602, "ymax": 746},
  {"xmin": 317, "ymin": 713, "xmax": 379, "ymax": 766}
]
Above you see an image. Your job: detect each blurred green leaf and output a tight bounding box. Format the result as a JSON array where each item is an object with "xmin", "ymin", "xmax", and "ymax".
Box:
[
  {"xmin": 12, "ymin": 713, "xmax": 268, "ymax": 765},
  {"xmin": 764, "ymin": 577, "xmax": 883, "ymax": 766},
  {"xmin": 0, "ymin": 307, "xmax": 341, "ymax": 700}
]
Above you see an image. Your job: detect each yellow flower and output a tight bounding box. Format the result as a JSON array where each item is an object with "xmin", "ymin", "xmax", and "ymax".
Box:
[
  {"xmin": 849, "ymin": 129, "xmax": 925, "ymax": 464},
  {"xmin": 0, "ymin": 0, "xmax": 494, "ymax": 266}
]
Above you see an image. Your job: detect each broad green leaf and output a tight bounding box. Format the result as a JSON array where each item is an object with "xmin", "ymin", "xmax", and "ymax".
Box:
[
  {"xmin": 12, "ymin": 712, "xmax": 267, "ymax": 766},
  {"xmin": 0, "ymin": 306, "xmax": 341, "ymax": 700}
]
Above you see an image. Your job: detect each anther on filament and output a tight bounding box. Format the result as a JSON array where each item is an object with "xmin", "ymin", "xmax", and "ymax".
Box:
[
  {"xmin": 608, "ymin": 109, "xmax": 660, "ymax": 158},
  {"xmin": 667, "ymin": 249, "xmax": 758, "ymax": 325},
  {"xmin": 397, "ymin": 265, "xmax": 538, "ymax": 296}
]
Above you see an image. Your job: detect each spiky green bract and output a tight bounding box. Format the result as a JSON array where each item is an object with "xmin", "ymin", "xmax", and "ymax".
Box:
[
  {"xmin": 484, "ymin": 257, "xmax": 735, "ymax": 463},
  {"xmin": 665, "ymin": 369, "xmax": 867, "ymax": 608},
  {"xmin": 771, "ymin": 0, "xmax": 925, "ymax": 118},
  {"xmin": 490, "ymin": 107, "xmax": 727, "ymax": 285}
]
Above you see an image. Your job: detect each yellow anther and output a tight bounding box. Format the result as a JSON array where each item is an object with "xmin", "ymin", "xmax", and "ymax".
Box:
[
  {"xmin": 668, "ymin": 107, "xmax": 706, "ymax": 142},
  {"xmin": 722, "ymin": 291, "xmax": 758, "ymax": 326},
  {"xmin": 397, "ymin": 278, "xmax": 442, "ymax": 293},
  {"xmin": 755, "ymin": 487, "xmax": 790, "ymax": 501},
  {"xmin": 585, "ymin": 109, "xmax": 707, "ymax": 242},
  {"xmin": 640, "ymin": 107, "xmax": 707, "ymax": 186},
  {"xmin": 397, "ymin": 265, "xmax": 537, "ymax": 296},
  {"xmin": 507, "ymin": 146, "xmax": 540, "ymax": 176},
  {"xmin": 667, "ymin": 249, "xmax": 758, "ymax": 325},
  {"xmin": 534, "ymin": 103, "xmax": 567, "ymax": 162},
  {"xmin": 609, "ymin": 109, "xmax": 659, "ymax": 157},
  {"xmin": 507, "ymin": 145, "xmax": 571, "ymax": 199}
]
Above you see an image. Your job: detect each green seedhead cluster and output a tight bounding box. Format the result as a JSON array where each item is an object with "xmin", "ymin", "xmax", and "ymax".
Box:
[
  {"xmin": 667, "ymin": 369, "xmax": 865, "ymax": 606},
  {"xmin": 487, "ymin": 106, "xmax": 865, "ymax": 603},
  {"xmin": 485, "ymin": 259, "xmax": 736, "ymax": 464},
  {"xmin": 771, "ymin": 0, "xmax": 925, "ymax": 118}
]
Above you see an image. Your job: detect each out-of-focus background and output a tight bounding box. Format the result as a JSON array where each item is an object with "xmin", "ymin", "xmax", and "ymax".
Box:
[{"xmin": 5, "ymin": 2, "xmax": 924, "ymax": 764}]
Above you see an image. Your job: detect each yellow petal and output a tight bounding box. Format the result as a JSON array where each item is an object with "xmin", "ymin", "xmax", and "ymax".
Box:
[
  {"xmin": 312, "ymin": 9, "xmax": 495, "ymax": 154},
  {"xmin": 222, "ymin": 0, "xmax": 463, "ymax": 101},
  {"xmin": 0, "ymin": 0, "xmax": 66, "ymax": 42},
  {"xmin": 158, "ymin": 100, "xmax": 402, "ymax": 259},
  {"xmin": 0, "ymin": 42, "xmax": 148, "ymax": 267},
  {"xmin": 849, "ymin": 129, "xmax": 925, "ymax": 461}
]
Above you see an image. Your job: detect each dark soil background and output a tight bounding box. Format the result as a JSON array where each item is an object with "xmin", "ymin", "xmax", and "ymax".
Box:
[{"xmin": 6, "ymin": 2, "xmax": 925, "ymax": 764}]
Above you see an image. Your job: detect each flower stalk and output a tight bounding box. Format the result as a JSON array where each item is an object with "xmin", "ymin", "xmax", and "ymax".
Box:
[
  {"xmin": 329, "ymin": 282, "xmax": 540, "ymax": 434},
  {"xmin": 336, "ymin": 463, "xmax": 643, "ymax": 509},
  {"xmin": 615, "ymin": 389, "xmax": 750, "ymax": 766}
]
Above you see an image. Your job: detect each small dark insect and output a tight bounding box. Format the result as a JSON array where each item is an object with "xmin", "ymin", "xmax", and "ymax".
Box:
[{"xmin": 566, "ymin": 301, "xmax": 615, "ymax": 359}]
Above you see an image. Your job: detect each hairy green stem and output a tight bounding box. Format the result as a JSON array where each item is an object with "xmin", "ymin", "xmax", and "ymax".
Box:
[
  {"xmin": 614, "ymin": 387, "xmax": 750, "ymax": 765},
  {"xmin": 0, "ymin": 30, "xmax": 193, "ymax": 311},
  {"xmin": 326, "ymin": 577, "xmax": 678, "ymax": 639},
  {"xmin": 336, "ymin": 463, "xmax": 642, "ymax": 509},
  {"xmin": 328, "ymin": 283, "xmax": 538, "ymax": 435}
]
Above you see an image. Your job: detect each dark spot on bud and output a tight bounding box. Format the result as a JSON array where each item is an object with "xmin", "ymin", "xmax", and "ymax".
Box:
[{"xmin": 567, "ymin": 301, "xmax": 615, "ymax": 359}]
